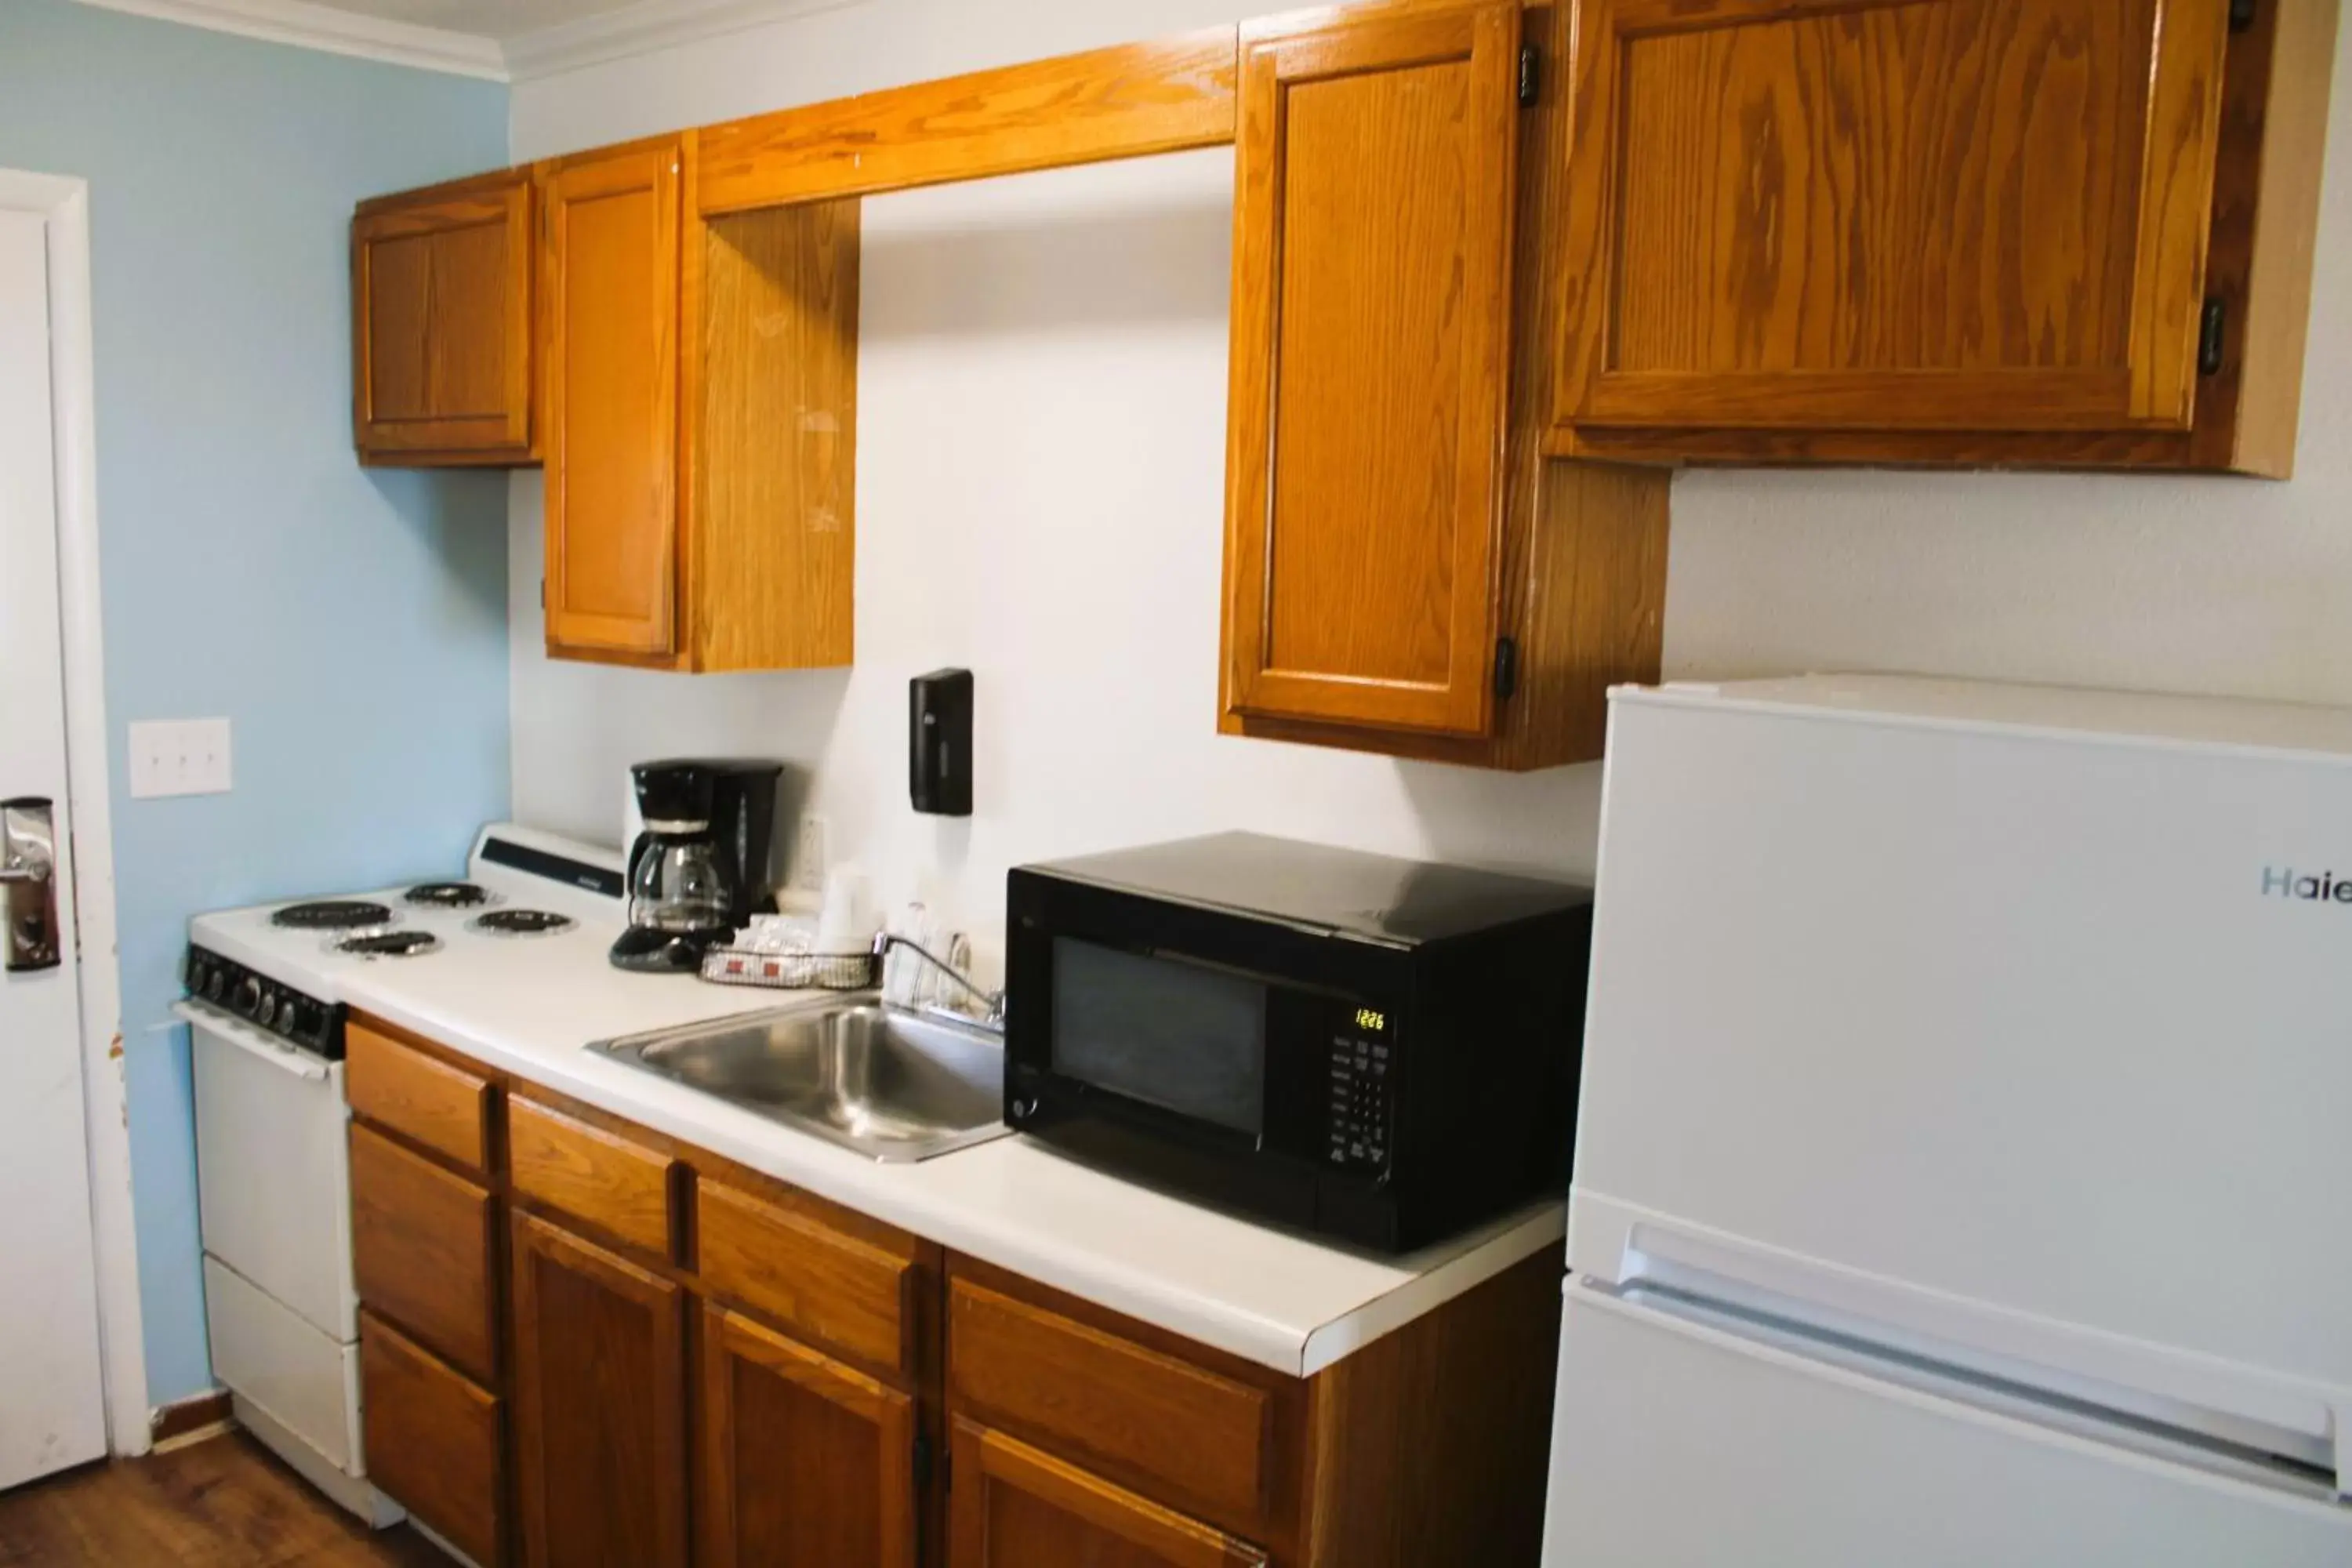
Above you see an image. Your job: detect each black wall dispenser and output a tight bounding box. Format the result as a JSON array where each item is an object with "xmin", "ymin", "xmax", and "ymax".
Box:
[{"xmin": 910, "ymin": 669, "xmax": 974, "ymax": 816}]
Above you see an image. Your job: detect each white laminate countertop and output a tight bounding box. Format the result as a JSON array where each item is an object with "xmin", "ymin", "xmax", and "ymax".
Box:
[{"xmin": 196, "ymin": 906, "xmax": 1563, "ymax": 1377}]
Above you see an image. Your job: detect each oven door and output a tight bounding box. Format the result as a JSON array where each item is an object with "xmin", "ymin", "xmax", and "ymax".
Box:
[{"xmin": 1004, "ymin": 870, "xmax": 1405, "ymax": 1214}]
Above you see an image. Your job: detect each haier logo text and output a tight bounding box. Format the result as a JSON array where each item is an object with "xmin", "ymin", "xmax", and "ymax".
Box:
[{"xmin": 2263, "ymin": 867, "xmax": 2352, "ymax": 904}]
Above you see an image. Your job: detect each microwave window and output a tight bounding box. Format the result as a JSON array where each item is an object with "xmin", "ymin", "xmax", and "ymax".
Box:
[{"xmin": 1051, "ymin": 938, "xmax": 1267, "ymax": 1137}]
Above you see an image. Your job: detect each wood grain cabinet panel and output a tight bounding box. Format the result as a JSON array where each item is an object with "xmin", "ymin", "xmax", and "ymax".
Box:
[
  {"xmin": 699, "ymin": 1305, "xmax": 916, "ymax": 1568},
  {"xmin": 353, "ymin": 169, "xmax": 535, "ymax": 464},
  {"xmin": 508, "ymin": 1094, "xmax": 677, "ymax": 1260},
  {"xmin": 948, "ymin": 1278, "xmax": 1273, "ymax": 1538},
  {"xmin": 1221, "ymin": 1, "xmax": 1523, "ymax": 738},
  {"xmin": 349, "ymin": 1123, "xmax": 498, "ymax": 1384},
  {"xmin": 948, "ymin": 1420, "xmax": 1268, "ymax": 1568},
  {"xmin": 1552, "ymin": 0, "xmax": 2234, "ymax": 446},
  {"xmin": 360, "ymin": 1311, "xmax": 504, "ymax": 1567},
  {"xmin": 542, "ymin": 138, "xmax": 684, "ymax": 659},
  {"xmin": 695, "ymin": 1177, "xmax": 912, "ymax": 1375},
  {"xmin": 510, "ymin": 1211, "xmax": 688, "ymax": 1568},
  {"xmin": 347, "ymin": 1020, "xmax": 492, "ymax": 1173}
]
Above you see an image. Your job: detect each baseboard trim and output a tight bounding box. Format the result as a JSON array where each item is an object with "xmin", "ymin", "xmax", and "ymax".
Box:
[{"xmin": 148, "ymin": 1388, "xmax": 235, "ymax": 1451}]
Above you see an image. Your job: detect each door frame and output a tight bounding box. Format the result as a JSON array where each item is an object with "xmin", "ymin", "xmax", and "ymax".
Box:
[{"xmin": 0, "ymin": 169, "xmax": 150, "ymax": 1459}]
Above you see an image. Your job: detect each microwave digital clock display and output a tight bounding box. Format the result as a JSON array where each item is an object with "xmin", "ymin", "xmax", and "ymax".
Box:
[{"xmin": 1355, "ymin": 1007, "xmax": 1387, "ymax": 1033}]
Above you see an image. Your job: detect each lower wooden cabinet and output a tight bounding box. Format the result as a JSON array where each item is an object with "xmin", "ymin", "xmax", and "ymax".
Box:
[
  {"xmin": 360, "ymin": 1311, "xmax": 504, "ymax": 1566},
  {"xmin": 509, "ymin": 1210, "xmax": 689, "ymax": 1568},
  {"xmin": 699, "ymin": 1305, "xmax": 917, "ymax": 1567},
  {"xmin": 949, "ymin": 1420, "xmax": 1268, "ymax": 1568}
]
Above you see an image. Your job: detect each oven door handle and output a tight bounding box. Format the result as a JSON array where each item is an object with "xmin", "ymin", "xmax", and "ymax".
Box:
[{"xmin": 172, "ymin": 999, "xmax": 331, "ymax": 1083}]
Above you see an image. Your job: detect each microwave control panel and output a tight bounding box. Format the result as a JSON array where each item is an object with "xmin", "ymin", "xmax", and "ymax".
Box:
[{"xmin": 1325, "ymin": 1011, "xmax": 1394, "ymax": 1171}]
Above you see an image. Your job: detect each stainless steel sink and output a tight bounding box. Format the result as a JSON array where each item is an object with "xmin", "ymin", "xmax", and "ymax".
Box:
[{"xmin": 588, "ymin": 995, "xmax": 1011, "ymax": 1162}]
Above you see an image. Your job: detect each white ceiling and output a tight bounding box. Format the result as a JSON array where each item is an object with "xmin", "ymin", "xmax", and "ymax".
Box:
[{"xmin": 301, "ymin": 0, "xmax": 645, "ymax": 42}]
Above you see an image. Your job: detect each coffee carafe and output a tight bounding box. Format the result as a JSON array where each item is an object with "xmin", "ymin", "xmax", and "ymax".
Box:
[{"xmin": 611, "ymin": 759, "xmax": 785, "ymax": 971}]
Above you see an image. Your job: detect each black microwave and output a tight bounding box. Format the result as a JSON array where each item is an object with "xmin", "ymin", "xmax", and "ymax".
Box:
[{"xmin": 1004, "ymin": 833, "xmax": 1592, "ymax": 1252}]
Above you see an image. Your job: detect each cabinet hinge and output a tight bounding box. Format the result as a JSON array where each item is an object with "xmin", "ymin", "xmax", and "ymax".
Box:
[
  {"xmin": 2198, "ymin": 296, "xmax": 2227, "ymax": 377},
  {"xmin": 1517, "ymin": 43, "xmax": 1541, "ymax": 107},
  {"xmin": 1494, "ymin": 635, "xmax": 1520, "ymax": 702},
  {"xmin": 2229, "ymin": 0, "xmax": 2256, "ymax": 33}
]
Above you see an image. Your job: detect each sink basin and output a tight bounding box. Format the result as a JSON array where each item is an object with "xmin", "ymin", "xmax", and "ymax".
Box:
[{"xmin": 589, "ymin": 995, "xmax": 1011, "ymax": 1162}]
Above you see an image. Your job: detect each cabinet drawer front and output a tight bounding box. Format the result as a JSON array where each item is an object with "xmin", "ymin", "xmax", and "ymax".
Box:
[
  {"xmin": 347, "ymin": 1019, "xmax": 492, "ymax": 1172},
  {"xmin": 350, "ymin": 1123, "xmax": 498, "ymax": 1384},
  {"xmin": 361, "ymin": 1311, "xmax": 504, "ymax": 1567},
  {"xmin": 949, "ymin": 1279, "xmax": 1273, "ymax": 1534},
  {"xmin": 508, "ymin": 1094, "xmax": 677, "ymax": 1258},
  {"xmin": 697, "ymin": 1178, "xmax": 913, "ymax": 1376}
]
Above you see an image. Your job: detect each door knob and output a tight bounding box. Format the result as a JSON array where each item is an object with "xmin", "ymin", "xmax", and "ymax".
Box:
[{"xmin": 2, "ymin": 797, "xmax": 60, "ymax": 973}]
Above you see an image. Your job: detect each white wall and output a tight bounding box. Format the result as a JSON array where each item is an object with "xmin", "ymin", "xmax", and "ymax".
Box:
[{"xmin": 510, "ymin": 3, "xmax": 2352, "ymax": 974}]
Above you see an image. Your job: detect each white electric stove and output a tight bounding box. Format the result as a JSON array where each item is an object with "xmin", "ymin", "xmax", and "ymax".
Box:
[{"xmin": 180, "ymin": 824, "xmax": 626, "ymax": 1534}]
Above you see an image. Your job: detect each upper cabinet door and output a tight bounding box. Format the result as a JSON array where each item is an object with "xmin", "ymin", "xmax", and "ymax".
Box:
[
  {"xmin": 543, "ymin": 140, "xmax": 683, "ymax": 659},
  {"xmin": 1221, "ymin": 2, "xmax": 1521, "ymax": 739},
  {"xmin": 1551, "ymin": 0, "xmax": 2230, "ymax": 442},
  {"xmin": 353, "ymin": 171, "xmax": 535, "ymax": 463}
]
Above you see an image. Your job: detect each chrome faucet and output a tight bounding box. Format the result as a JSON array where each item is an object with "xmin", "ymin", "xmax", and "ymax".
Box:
[{"xmin": 870, "ymin": 931, "xmax": 1006, "ymax": 1029}]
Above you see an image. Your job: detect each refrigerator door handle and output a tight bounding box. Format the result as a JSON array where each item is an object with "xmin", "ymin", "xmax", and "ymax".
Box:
[
  {"xmin": 1573, "ymin": 1198, "xmax": 2347, "ymax": 1497},
  {"xmin": 1584, "ymin": 1277, "xmax": 2346, "ymax": 1503}
]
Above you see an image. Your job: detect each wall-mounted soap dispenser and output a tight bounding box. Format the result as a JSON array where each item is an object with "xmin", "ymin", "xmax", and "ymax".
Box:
[{"xmin": 910, "ymin": 669, "xmax": 973, "ymax": 816}]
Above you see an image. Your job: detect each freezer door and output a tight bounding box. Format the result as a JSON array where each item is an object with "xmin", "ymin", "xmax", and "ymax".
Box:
[
  {"xmin": 1577, "ymin": 692, "xmax": 2352, "ymax": 1407},
  {"xmin": 1541, "ymin": 1283, "xmax": 2352, "ymax": 1568}
]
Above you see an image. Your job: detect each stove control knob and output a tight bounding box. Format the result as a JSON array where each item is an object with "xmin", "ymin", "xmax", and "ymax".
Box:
[
  {"xmin": 236, "ymin": 977, "xmax": 263, "ymax": 1016},
  {"xmin": 205, "ymin": 968, "xmax": 227, "ymax": 1002},
  {"xmin": 281, "ymin": 1000, "xmax": 311, "ymax": 1038},
  {"xmin": 256, "ymin": 993, "xmax": 278, "ymax": 1027}
]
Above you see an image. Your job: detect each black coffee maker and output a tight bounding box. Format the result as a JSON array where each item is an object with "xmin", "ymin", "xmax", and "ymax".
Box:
[{"xmin": 610, "ymin": 759, "xmax": 783, "ymax": 972}]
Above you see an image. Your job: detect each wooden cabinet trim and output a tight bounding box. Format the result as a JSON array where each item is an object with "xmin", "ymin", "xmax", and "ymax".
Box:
[
  {"xmin": 509, "ymin": 1210, "xmax": 689, "ymax": 1568},
  {"xmin": 347, "ymin": 1019, "xmax": 493, "ymax": 1173},
  {"xmin": 948, "ymin": 1275, "xmax": 1277, "ymax": 1538},
  {"xmin": 697, "ymin": 1176, "xmax": 913, "ymax": 1378},
  {"xmin": 1221, "ymin": 0, "xmax": 1520, "ymax": 739},
  {"xmin": 698, "ymin": 28, "xmax": 1240, "ymax": 212},
  {"xmin": 699, "ymin": 1305, "xmax": 916, "ymax": 1568},
  {"xmin": 359, "ymin": 1310, "xmax": 504, "ymax": 1568},
  {"xmin": 350, "ymin": 1122, "xmax": 499, "ymax": 1385},
  {"xmin": 949, "ymin": 1417, "xmax": 1269, "ymax": 1568},
  {"xmin": 508, "ymin": 1092, "xmax": 679, "ymax": 1261}
]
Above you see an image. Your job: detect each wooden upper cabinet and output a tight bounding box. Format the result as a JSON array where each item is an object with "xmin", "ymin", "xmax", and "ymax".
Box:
[
  {"xmin": 1221, "ymin": 1, "xmax": 1523, "ymax": 739},
  {"xmin": 542, "ymin": 138, "xmax": 685, "ymax": 660},
  {"xmin": 1552, "ymin": 0, "xmax": 2241, "ymax": 451},
  {"xmin": 353, "ymin": 169, "xmax": 535, "ymax": 464}
]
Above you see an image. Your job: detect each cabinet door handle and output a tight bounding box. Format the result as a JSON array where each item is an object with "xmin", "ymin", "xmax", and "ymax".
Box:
[{"xmin": 2, "ymin": 796, "xmax": 60, "ymax": 972}]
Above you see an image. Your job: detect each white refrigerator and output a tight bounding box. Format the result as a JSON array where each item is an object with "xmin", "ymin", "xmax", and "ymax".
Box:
[{"xmin": 1541, "ymin": 676, "xmax": 2352, "ymax": 1565}]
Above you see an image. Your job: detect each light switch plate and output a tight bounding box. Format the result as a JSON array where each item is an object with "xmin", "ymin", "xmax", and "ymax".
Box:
[{"xmin": 129, "ymin": 718, "xmax": 232, "ymax": 799}]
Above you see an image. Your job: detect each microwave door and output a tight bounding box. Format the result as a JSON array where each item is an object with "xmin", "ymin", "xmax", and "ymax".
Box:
[{"xmin": 1542, "ymin": 1283, "xmax": 2352, "ymax": 1568}]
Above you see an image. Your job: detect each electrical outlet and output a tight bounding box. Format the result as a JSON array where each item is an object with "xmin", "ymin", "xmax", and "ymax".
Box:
[
  {"xmin": 129, "ymin": 718, "xmax": 232, "ymax": 799},
  {"xmin": 793, "ymin": 815, "xmax": 828, "ymax": 892}
]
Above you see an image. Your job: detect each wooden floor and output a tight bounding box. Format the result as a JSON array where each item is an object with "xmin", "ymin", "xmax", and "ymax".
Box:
[{"xmin": 0, "ymin": 1432, "xmax": 445, "ymax": 1566}]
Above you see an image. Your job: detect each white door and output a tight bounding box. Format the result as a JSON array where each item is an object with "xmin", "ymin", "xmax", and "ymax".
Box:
[{"xmin": 0, "ymin": 205, "xmax": 107, "ymax": 1490}]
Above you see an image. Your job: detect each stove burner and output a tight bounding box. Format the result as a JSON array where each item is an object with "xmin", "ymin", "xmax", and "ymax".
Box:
[
  {"xmin": 334, "ymin": 929, "xmax": 441, "ymax": 959},
  {"xmin": 274, "ymin": 900, "xmax": 394, "ymax": 931},
  {"xmin": 405, "ymin": 881, "xmax": 490, "ymax": 909},
  {"xmin": 471, "ymin": 909, "xmax": 575, "ymax": 938}
]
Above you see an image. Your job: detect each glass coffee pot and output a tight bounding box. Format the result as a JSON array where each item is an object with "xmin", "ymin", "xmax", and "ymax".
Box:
[{"xmin": 610, "ymin": 761, "xmax": 739, "ymax": 971}]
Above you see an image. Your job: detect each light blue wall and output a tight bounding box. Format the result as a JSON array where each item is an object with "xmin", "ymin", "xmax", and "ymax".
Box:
[{"xmin": 0, "ymin": 1, "xmax": 511, "ymax": 1407}]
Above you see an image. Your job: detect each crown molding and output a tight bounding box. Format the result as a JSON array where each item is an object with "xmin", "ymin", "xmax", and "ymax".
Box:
[
  {"xmin": 74, "ymin": 0, "xmax": 506, "ymax": 80},
  {"xmin": 501, "ymin": 0, "xmax": 865, "ymax": 82}
]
